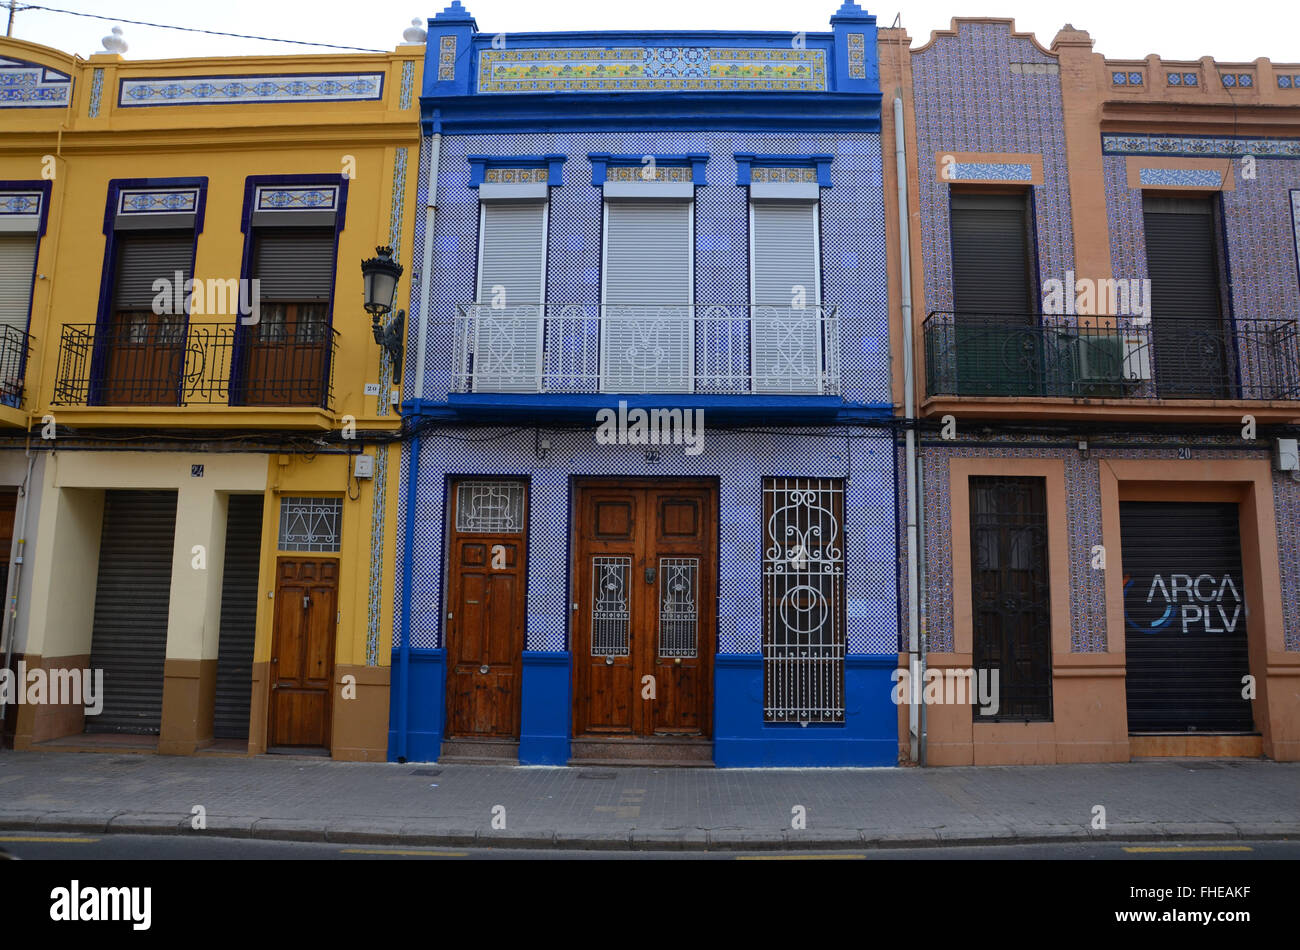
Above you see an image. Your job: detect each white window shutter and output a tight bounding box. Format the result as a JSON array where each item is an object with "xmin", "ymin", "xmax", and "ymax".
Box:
[
  {"xmin": 472, "ymin": 200, "xmax": 547, "ymax": 393},
  {"xmin": 750, "ymin": 200, "xmax": 823, "ymax": 394},
  {"xmin": 601, "ymin": 199, "xmax": 693, "ymax": 393},
  {"xmin": 0, "ymin": 235, "xmax": 37, "ymax": 335}
]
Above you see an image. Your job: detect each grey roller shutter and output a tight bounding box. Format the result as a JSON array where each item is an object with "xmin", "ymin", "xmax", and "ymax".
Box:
[
  {"xmin": 213, "ymin": 495, "xmax": 264, "ymax": 740},
  {"xmin": 1121, "ymin": 501, "xmax": 1254, "ymax": 733},
  {"xmin": 1142, "ymin": 195, "xmax": 1230, "ymax": 398},
  {"xmin": 751, "ymin": 200, "xmax": 821, "ymax": 393},
  {"xmin": 86, "ymin": 490, "xmax": 178, "ymax": 735},
  {"xmin": 602, "ymin": 200, "xmax": 692, "ymax": 392},
  {"xmin": 950, "ymin": 192, "xmax": 1034, "ymax": 317},
  {"xmin": 0, "ymin": 234, "xmax": 37, "ymax": 333},
  {"xmin": 252, "ymin": 227, "xmax": 337, "ymax": 301},
  {"xmin": 471, "ymin": 201, "xmax": 547, "ymax": 392},
  {"xmin": 113, "ymin": 231, "xmax": 193, "ymax": 310}
]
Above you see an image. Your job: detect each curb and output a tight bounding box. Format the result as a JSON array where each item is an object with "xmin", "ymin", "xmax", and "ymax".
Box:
[{"xmin": 3, "ymin": 815, "xmax": 1297, "ymax": 852}]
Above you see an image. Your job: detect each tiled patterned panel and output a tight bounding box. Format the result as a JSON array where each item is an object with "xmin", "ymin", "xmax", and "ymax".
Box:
[
  {"xmin": 409, "ymin": 131, "xmax": 890, "ymax": 407},
  {"xmin": 949, "ymin": 162, "xmax": 1033, "ymax": 182},
  {"xmin": 1136, "ymin": 167, "xmax": 1222, "ymax": 187},
  {"xmin": 118, "ymin": 73, "xmax": 385, "ymax": 106},
  {"xmin": 0, "ymin": 56, "xmax": 72, "ymax": 107},
  {"xmin": 915, "ymin": 438, "xmax": 1279, "ymax": 654},
  {"xmin": 1166, "ymin": 71, "xmax": 1199, "ymax": 86},
  {"xmin": 1102, "ymin": 134, "xmax": 1300, "ymax": 158},
  {"xmin": 398, "ymin": 427, "xmax": 898, "ymax": 656},
  {"xmin": 911, "ymin": 21, "xmax": 1073, "ymax": 314}
]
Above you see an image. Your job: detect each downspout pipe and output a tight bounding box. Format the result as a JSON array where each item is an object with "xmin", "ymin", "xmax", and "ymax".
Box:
[
  {"xmin": 894, "ymin": 95, "xmax": 925, "ymax": 766},
  {"xmin": 412, "ymin": 133, "xmax": 440, "ymax": 402},
  {"xmin": 396, "ymin": 405, "xmax": 421, "ymax": 761},
  {"xmin": 0, "ymin": 448, "xmax": 35, "ymax": 744}
]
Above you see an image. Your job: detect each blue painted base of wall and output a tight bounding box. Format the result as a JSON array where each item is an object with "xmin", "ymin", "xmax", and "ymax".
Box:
[
  {"xmin": 713, "ymin": 653, "xmax": 899, "ymax": 767},
  {"xmin": 387, "ymin": 648, "xmax": 446, "ymax": 762},
  {"xmin": 519, "ymin": 651, "xmax": 572, "ymax": 765}
]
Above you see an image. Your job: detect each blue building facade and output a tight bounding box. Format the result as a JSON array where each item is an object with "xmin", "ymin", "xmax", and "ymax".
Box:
[{"xmin": 389, "ymin": 2, "xmax": 899, "ymax": 767}]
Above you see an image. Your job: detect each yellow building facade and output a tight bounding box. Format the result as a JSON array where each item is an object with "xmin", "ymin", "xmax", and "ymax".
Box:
[{"xmin": 0, "ymin": 34, "xmax": 421, "ymax": 759}]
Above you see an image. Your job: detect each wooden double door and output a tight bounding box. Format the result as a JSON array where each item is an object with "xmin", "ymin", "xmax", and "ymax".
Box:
[
  {"xmin": 268, "ymin": 557, "xmax": 338, "ymax": 748},
  {"xmin": 573, "ymin": 480, "xmax": 716, "ymax": 738}
]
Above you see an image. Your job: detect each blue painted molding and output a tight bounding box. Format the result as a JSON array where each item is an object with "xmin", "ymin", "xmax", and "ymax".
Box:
[
  {"xmin": 417, "ymin": 393, "xmax": 894, "ymax": 425},
  {"xmin": 734, "ymin": 153, "xmax": 834, "ymax": 186},
  {"xmin": 387, "ymin": 648, "xmax": 445, "ymax": 762},
  {"xmin": 420, "ymin": 4, "xmax": 882, "ymax": 134},
  {"xmin": 588, "ymin": 152, "xmax": 708, "ymax": 186},
  {"xmin": 519, "ymin": 651, "xmax": 572, "ymax": 765},
  {"xmin": 466, "ymin": 153, "xmax": 566, "ymax": 187}
]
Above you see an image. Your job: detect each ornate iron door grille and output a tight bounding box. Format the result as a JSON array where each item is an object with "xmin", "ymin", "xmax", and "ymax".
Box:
[
  {"xmin": 968, "ymin": 476, "xmax": 1053, "ymax": 720},
  {"xmin": 762, "ymin": 478, "xmax": 845, "ymax": 723}
]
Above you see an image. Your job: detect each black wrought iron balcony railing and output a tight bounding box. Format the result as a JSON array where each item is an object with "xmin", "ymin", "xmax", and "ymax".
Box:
[
  {"xmin": 452, "ymin": 303, "xmax": 841, "ymax": 395},
  {"xmin": 0, "ymin": 325, "xmax": 33, "ymax": 410},
  {"xmin": 924, "ymin": 312, "xmax": 1300, "ymax": 402},
  {"xmin": 51, "ymin": 320, "xmax": 339, "ymax": 410}
]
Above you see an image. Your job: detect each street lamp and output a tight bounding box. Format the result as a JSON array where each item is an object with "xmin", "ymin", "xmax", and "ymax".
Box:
[{"xmin": 361, "ymin": 245, "xmax": 405, "ymax": 386}]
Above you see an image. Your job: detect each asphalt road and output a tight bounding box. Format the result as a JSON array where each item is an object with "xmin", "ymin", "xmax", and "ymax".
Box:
[{"xmin": 1, "ymin": 832, "xmax": 1295, "ymax": 860}]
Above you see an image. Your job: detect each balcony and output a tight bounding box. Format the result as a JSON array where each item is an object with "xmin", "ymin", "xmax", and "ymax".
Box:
[
  {"xmin": 452, "ymin": 304, "xmax": 841, "ymax": 397},
  {"xmin": 0, "ymin": 325, "xmax": 33, "ymax": 413},
  {"xmin": 51, "ymin": 320, "xmax": 338, "ymax": 413},
  {"xmin": 924, "ymin": 312, "xmax": 1300, "ymax": 405}
]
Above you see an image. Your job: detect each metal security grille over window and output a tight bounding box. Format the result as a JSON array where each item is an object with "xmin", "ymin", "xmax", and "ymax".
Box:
[
  {"xmin": 763, "ymin": 478, "xmax": 845, "ymax": 723},
  {"xmin": 968, "ymin": 476, "xmax": 1053, "ymax": 720},
  {"xmin": 454, "ymin": 480, "xmax": 526, "ymax": 533},
  {"xmin": 277, "ymin": 497, "xmax": 342, "ymax": 553}
]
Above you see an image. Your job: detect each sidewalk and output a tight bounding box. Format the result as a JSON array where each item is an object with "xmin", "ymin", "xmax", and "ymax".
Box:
[{"xmin": 1, "ymin": 750, "xmax": 1297, "ymax": 851}]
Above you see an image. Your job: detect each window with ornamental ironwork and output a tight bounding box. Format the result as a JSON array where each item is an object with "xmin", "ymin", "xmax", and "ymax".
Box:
[
  {"xmin": 762, "ymin": 478, "xmax": 845, "ymax": 723},
  {"xmin": 968, "ymin": 476, "xmax": 1053, "ymax": 721},
  {"xmin": 278, "ymin": 496, "xmax": 342, "ymax": 552}
]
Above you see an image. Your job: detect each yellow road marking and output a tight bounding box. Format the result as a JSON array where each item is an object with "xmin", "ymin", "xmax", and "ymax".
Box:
[
  {"xmin": 0, "ymin": 836, "xmax": 99, "ymax": 844},
  {"xmin": 340, "ymin": 848, "xmax": 468, "ymax": 857},
  {"xmin": 737, "ymin": 853, "xmax": 866, "ymax": 860},
  {"xmin": 1122, "ymin": 845, "xmax": 1253, "ymax": 853}
]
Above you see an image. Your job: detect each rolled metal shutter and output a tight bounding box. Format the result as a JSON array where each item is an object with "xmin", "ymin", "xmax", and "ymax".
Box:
[
  {"xmin": 477, "ymin": 201, "xmax": 546, "ymax": 305},
  {"xmin": 0, "ymin": 234, "xmax": 37, "ymax": 333},
  {"xmin": 213, "ymin": 494, "xmax": 264, "ymax": 740},
  {"xmin": 602, "ymin": 200, "xmax": 692, "ymax": 392},
  {"xmin": 86, "ymin": 490, "xmax": 178, "ymax": 735},
  {"xmin": 113, "ymin": 231, "xmax": 193, "ymax": 310},
  {"xmin": 751, "ymin": 200, "xmax": 821, "ymax": 394},
  {"xmin": 950, "ymin": 192, "xmax": 1034, "ymax": 317},
  {"xmin": 1120, "ymin": 501, "xmax": 1254, "ymax": 733},
  {"xmin": 252, "ymin": 227, "xmax": 337, "ymax": 301},
  {"xmin": 1141, "ymin": 195, "xmax": 1230, "ymax": 397}
]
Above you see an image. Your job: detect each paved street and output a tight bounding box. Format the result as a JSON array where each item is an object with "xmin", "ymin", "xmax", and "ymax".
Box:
[{"xmin": 0, "ymin": 750, "xmax": 1296, "ymax": 852}]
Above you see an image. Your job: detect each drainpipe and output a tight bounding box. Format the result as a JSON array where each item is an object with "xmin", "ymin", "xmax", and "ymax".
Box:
[
  {"xmin": 0, "ymin": 448, "xmax": 36, "ymax": 744},
  {"xmin": 396, "ymin": 417, "xmax": 421, "ymax": 762},
  {"xmin": 412, "ymin": 133, "xmax": 440, "ymax": 401},
  {"xmin": 894, "ymin": 96, "xmax": 925, "ymax": 765}
]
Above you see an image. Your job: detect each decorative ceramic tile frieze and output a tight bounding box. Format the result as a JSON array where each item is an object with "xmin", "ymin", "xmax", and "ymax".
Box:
[
  {"xmin": 1103, "ymin": 134, "xmax": 1300, "ymax": 158},
  {"xmin": 476, "ymin": 46, "xmax": 826, "ymax": 94},
  {"xmin": 1166, "ymin": 71, "xmax": 1198, "ymax": 86},
  {"xmin": 254, "ymin": 185, "xmax": 340, "ymax": 212},
  {"xmin": 88, "ymin": 67, "xmax": 104, "ymax": 117},
  {"xmin": 117, "ymin": 188, "xmax": 200, "ymax": 215},
  {"xmin": 605, "ymin": 164, "xmax": 693, "ymax": 182},
  {"xmin": 1278, "ymin": 75, "xmax": 1299, "ymax": 89},
  {"xmin": 750, "ymin": 166, "xmax": 818, "ymax": 183},
  {"xmin": 439, "ymin": 35, "xmax": 457, "ymax": 81},
  {"xmin": 118, "ymin": 72, "xmax": 384, "ymax": 106},
  {"xmin": 0, "ymin": 56, "xmax": 72, "ymax": 108},
  {"xmin": 0, "ymin": 191, "xmax": 42, "ymax": 218},
  {"xmin": 399, "ymin": 59, "xmax": 415, "ymax": 109},
  {"xmin": 1137, "ymin": 167, "xmax": 1223, "ymax": 187},
  {"xmin": 483, "ymin": 167, "xmax": 548, "ymax": 183},
  {"xmin": 847, "ymin": 33, "xmax": 866, "ymax": 79},
  {"xmin": 949, "ymin": 161, "xmax": 1034, "ymax": 182},
  {"xmin": 1111, "ymin": 70, "xmax": 1143, "ymax": 85},
  {"xmin": 1220, "ymin": 72, "xmax": 1254, "ymax": 88}
]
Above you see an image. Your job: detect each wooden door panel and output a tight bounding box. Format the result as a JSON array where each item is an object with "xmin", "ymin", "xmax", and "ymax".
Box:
[
  {"xmin": 269, "ymin": 556, "xmax": 337, "ymax": 748},
  {"xmin": 574, "ymin": 481, "xmax": 714, "ymax": 739},
  {"xmin": 445, "ymin": 483, "xmax": 527, "ymax": 739}
]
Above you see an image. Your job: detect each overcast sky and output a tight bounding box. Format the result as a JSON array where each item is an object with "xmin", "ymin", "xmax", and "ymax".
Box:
[{"xmin": 5, "ymin": 1, "xmax": 1297, "ymax": 65}]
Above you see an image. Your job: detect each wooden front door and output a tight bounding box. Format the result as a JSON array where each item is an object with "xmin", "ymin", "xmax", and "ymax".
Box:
[
  {"xmin": 241, "ymin": 303, "xmax": 330, "ymax": 407},
  {"xmin": 574, "ymin": 480, "xmax": 715, "ymax": 738},
  {"xmin": 104, "ymin": 311, "xmax": 186, "ymax": 405},
  {"xmin": 269, "ymin": 557, "xmax": 338, "ymax": 748},
  {"xmin": 446, "ymin": 480, "xmax": 528, "ymax": 738}
]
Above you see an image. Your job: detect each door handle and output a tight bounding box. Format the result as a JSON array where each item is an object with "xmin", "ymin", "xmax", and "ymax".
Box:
[
  {"xmin": 645, "ymin": 567, "xmax": 656, "ymax": 585},
  {"xmin": 479, "ymin": 664, "xmax": 489, "ymax": 674},
  {"xmin": 302, "ymin": 594, "xmax": 310, "ymax": 609},
  {"xmin": 605, "ymin": 656, "xmax": 615, "ymax": 665}
]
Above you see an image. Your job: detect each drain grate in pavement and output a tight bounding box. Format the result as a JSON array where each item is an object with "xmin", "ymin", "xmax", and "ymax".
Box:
[
  {"xmin": 410, "ymin": 768, "xmax": 442, "ymax": 777},
  {"xmin": 577, "ymin": 770, "xmax": 617, "ymax": 780}
]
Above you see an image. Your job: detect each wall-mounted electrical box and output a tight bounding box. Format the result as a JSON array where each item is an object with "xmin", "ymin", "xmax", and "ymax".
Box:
[
  {"xmin": 353, "ymin": 454, "xmax": 375, "ymax": 478},
  {"xmin": 1275, "ymin": 438, "xmax": 1298, "ymax": 472}
]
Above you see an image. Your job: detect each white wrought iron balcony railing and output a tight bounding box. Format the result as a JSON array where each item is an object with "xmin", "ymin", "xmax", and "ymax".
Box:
[{"xmin": 452, "ymin": 304, "xmax": 840, "ymax": 396}]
